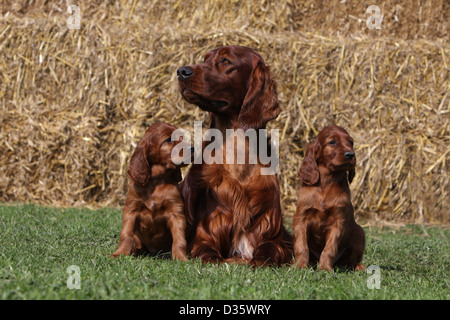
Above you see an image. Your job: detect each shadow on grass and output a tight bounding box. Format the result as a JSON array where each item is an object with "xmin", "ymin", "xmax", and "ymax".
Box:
[{"xmin": 332, "ymin": 264, "xmax": 402, "ymax": 273}]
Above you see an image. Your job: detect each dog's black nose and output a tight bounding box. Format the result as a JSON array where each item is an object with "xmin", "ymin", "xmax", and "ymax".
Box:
[
  {"xmin": 177, "ymin": 67, "xmax": 193, "ymax": 81},
  {"xmin": 344, "ymin": 152, "xmax": 355, "ymax": 159}
]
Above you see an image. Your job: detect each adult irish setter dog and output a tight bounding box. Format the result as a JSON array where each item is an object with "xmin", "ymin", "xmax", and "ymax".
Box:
[
  {"xmin": 293, "ymin": 125, "xmax": 365, "ymax": 270},
  {"xmin": 177, "ymin": 45, "xmax": 292, "ymax": 266},
  {"xmin": 112, "ymin": 122, "xmax": 191, "ymax": 260}
]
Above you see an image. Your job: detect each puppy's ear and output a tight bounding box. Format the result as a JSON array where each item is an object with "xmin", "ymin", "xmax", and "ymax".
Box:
[
  {"xmin": 298, "ymin": 141, "xmax": 320, "ymax": 186},
  {"xmin": 127, "ymin": 143, "xmax": 151, "ymax": 186},
  {"xmin": 348, "ymin": 168, "xmax": 355, "ymax": 184},
  {"xmin": 239, "ymin": 58, "xmax": 280, "ymax": 131}
]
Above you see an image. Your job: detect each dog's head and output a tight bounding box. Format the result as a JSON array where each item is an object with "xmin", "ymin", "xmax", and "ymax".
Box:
[
  {"xmin": 177, "ymin": 45, "xmax": 280, "ymax": 130},
  {"xmin": 127, "ymin": 122, "xmax": 193, "ymax": 186},
  {"xmin": 298, "ymin": 125, "xmax": 356, "ymax": 186}
]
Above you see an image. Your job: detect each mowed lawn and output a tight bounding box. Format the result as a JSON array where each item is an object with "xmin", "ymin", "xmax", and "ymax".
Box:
[{"xmin": 0, "ymin": 204, "xmax": 448, "ymax": 300}]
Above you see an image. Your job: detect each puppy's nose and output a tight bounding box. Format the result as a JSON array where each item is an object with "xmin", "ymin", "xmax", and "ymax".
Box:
[
  {"xmin": 177, "ymin": 67, "xmax": 193, "ymax": 81},
  {"xmin": 344, "ymin": 152, "xmax": 355, "ymax": 159}
]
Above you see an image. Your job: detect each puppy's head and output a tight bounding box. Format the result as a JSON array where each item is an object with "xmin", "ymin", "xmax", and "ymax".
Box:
[
  {"xmin": 127, "ymin": 122, "xmax": 192, "ymax": 186},
  {"xmin": 298, "ymin": 125, "xmax": 356, "ymax": 186}
]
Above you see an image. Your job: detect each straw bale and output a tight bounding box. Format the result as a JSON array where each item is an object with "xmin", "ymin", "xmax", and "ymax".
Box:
[{"xmin": 0, "ymin": 0, "xmax": 448, "ymax": 224}]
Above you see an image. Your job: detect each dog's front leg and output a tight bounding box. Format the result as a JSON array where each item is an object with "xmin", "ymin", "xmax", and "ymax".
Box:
[
  {"xmin": 319, "ymin": 217, "xmax": 344, "ymax": 271},
  {"xmin": 167, "ymin": 205, "xmax": 188, "ymax": 261},
  {"xmin": 111, "ymin": 207, "xmax": 136, "ymax": 257},
  {"xmin": 293, "ymin": 215, "xmax": 309, "ymax": 269}
]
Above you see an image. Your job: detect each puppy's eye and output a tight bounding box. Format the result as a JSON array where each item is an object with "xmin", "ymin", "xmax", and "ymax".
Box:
[
  {"xmin": 349, "ymin": 140, "xmax": 354, "ymax": 146},
  {"xmin": 329, "ymin": 140, "xmax": 336, "ymax": 145},
  {"xmin": 164, "ymin": 137, "xmax": 172, "ymax": 143},
  {"xmin": 221, "ymin": 58, "xmax": 231, "ymax": 64}
]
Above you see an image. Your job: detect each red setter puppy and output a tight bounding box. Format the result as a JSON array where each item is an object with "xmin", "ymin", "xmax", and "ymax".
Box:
[
  {"xmin": 177, "ymin": 45, "xmax": 292, "ymax": 266},
  {"xmin": 112, "ymin": 122, "xmax": 191, "ymax": 260},
  {"xmin": 293, "ymin": 125, "xmax": 365, "ymax": 270}
]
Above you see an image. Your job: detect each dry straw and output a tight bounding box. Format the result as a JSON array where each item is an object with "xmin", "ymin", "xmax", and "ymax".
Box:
[{"xmin": 0, "ymin": 0, "xmax": 448, "ymax": 224}]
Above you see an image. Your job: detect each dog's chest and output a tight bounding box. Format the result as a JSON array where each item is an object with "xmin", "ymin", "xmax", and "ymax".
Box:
[
  {"xmin": 302, "ymin": 189, "xmax": 350, "ymax": 228},
  {"xmin": 232, "ymin": 235, "xmax": 254, "ymax": 260}
]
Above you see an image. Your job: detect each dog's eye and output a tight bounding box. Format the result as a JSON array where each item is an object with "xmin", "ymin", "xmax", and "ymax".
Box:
[
  {"xmin": 329, "ymin": 140, "xmax": 336, "ymax": 145},
  {"xmin": 221, "ymin": 58, "xmax": 231, "ymax": 64},
  {"xmin": 164, "ymin": 137, "xmax": 172, "ymax": 143},
  {"xmin": 349, "ymin": 140, "xmax": 354, "ymax": 146}
]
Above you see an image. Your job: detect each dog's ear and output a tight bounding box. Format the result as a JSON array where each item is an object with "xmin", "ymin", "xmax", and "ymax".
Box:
[
  {"xmin": 348, "ymin": 168, "xmax": 355, "ymax": 184},
  {"xmin": 298, "ymin": 140, "xmax": 321, "ymax": 186},
  {"xmin": 127, "ymin": 141, "xmax": 152, "ymax": 186},
  {"xmin": 239, "ymin": 58, "xmax": 280, "ymax": 131}
]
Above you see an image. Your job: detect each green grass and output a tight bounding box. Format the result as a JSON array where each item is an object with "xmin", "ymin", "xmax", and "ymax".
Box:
[{"xmin": 0, "ymin": 203, "xmax": 448, "ymax": 300}]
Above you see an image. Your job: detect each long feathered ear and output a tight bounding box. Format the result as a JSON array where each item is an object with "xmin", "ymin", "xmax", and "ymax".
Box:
[
  {"xmin": 298, "ymin": 141, "xmax": 320, "ymax": 186},
  {"xmin": 127, "ymin": 143, "xmax": 151, "ymax": 186},
  {"xmin": 238, "ymin": 58, "xmax": 280, "ymax": 131},
  {"xmin": 348, "ymin": 168, "xmax": 355, "ymax": 184}
]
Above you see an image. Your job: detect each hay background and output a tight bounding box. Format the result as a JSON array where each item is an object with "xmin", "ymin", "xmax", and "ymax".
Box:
[{"xmin": 0, "ymin": 0, "xmax": 448, "ymax": 224}]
